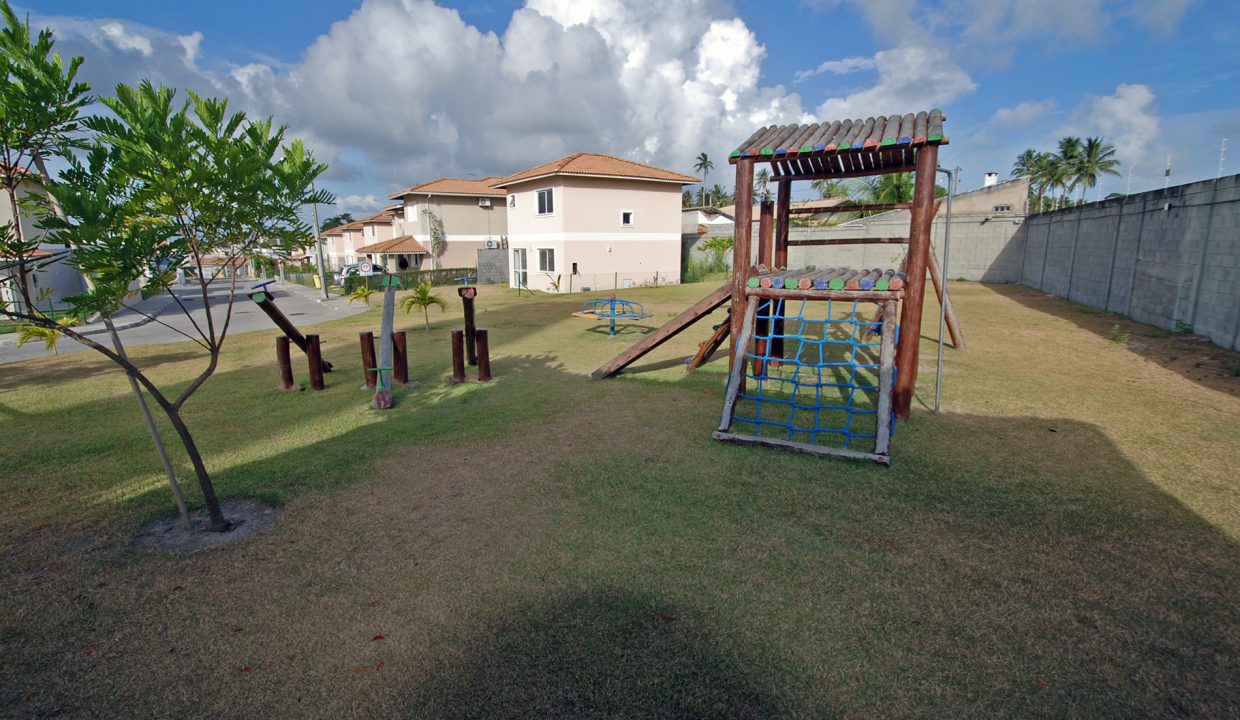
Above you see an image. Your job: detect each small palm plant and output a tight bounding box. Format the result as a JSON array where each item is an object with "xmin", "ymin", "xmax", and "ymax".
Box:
[
  {"xmin": 348, "ymin": 284, "xmax": 376, "ymax": 307},
  {"xmin": 16, "ymin": 315, "xmax": 79, "ymax": 354},
  {"xmin": 399, "ymin": 281, "xmax": 446, "ymax": 331}
]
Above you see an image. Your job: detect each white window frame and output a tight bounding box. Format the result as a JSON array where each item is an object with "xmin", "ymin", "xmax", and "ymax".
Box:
[
  {"xmin": 538, "ymin": 248, "xmax": 555, "ymax": 272},
  {"xmin": 536, "ymin": 188, "xmax": 554, "ymax": 216},
  {"xmin": 407, "ymin": 200, "xmax": 418, "ymax": 223},
  {"xmin": 621, "ymin": 210, "xmax": 635, "ymax": 227}
]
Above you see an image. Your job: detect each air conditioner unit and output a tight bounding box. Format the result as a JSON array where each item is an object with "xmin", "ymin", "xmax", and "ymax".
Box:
[
  {"xmin": 484, "ymin": 239, "xmax": 497, "ymax": 249},
  {"xmin": 478, "ymin": 197, "xmax": 492, "ymax": 207}
]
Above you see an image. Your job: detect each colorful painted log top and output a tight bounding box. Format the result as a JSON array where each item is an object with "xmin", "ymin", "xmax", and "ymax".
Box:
[
  {"xmin": 728, "ymin": 109, "xmax": 947, "ymax": 179},
  {"xmin": 746, "ymin": 267, "xmax": 908, "ymax": 292}
]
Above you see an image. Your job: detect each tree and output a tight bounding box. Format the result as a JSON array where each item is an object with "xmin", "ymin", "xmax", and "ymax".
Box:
[
  {"xmin": 320, "ymin": 212, "xmax": 352, "ymax": 231},
  {"xmin": 810, "ymin": 178, "xmax": 842, "ymax": 198},
  {"xmin": 1, "ymin": 24, "xmax": 330, "ymax": 533},
  {"xmin": 682, "ymin": 189, "xmax": 692, "ymax": 208},
  {"xmin": 1074, "ymin": 136, "xmax": 1121, "ymax": 202},
  {"xmin": 693, "ymin": 152, "xmax": 713, "ymax": 206},
  {"xmin": 755, "ymin": 168, "xmax": 773, "ymax": 203},
  {"xmin": 0, "ymin": 0, "xmax": 90, "ymax": 312},
  {"xmin": 399, "ymin": 280, "xmax": 445, "ymax": 331},
  {"xmin": 710, "ymin": 183, "xmax": 731, "ymax": 207},
  {"xmin": 1056, "ymin": 136, "xmax": 1083, "ymax": 207}
]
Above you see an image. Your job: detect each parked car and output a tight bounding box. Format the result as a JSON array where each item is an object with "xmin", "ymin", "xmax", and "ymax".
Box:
[{"xmin": 336, "ymin": 262, "xmax": 388, "ymax": 284}]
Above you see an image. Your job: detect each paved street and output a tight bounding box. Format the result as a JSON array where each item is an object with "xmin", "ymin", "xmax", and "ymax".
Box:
[{"xmin": 0, "ymin": 278, "xmax": 367, "ymax": 365}]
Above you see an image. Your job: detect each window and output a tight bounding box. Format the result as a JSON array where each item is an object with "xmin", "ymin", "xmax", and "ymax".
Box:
[
  {"xmin": 367, "ymin": 225, "xmax": 375, "ymax": 237},
  {"xmin": 537, "ymin": 188, "xmax": 554, "ymax": 215},
  {"xmin": 407, "ymin": 201, "xmax": 418, "ymax": 222},
  {"xmin": 621, "ymin": 211, "xmax": 634, "ymax": 226},
  {"xmin": 993, "ymin": 204, "xmax": 1013, "ymax": 212},
  {"xmin": 508, "ymin": 195, "xmax": 516, "ymax": 208},
  {"xmin": 538, "ymin": 248, "xmax": 555, "ymax": 272}
]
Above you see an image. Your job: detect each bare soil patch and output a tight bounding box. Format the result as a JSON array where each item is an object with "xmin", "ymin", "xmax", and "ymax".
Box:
[{"xmin": 131, "ymin": 498, "xmax": 279, "ymax": 552}]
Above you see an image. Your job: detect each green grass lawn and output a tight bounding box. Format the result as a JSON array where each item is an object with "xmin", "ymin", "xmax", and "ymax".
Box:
[{"xmin": 1, "ymin": 280, "xmax": 1238, "ymax": 718}]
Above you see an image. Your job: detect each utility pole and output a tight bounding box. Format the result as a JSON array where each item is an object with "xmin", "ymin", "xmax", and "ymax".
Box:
[
  {"xmin": 1219, "ymin": 138, "xmax": 1228, "ymax": 179},
  {"xmin": 1164, "ymin": 154, "xmax": 1172, "ymax": 190},
  {"xmin": 311, "ymin": 181, "xmax": 328, "ymax": 299}
]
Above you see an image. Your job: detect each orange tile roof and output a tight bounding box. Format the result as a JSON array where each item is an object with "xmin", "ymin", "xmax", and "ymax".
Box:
[
  {"xmin": 494, "ymin": 152, "xmax": 699, "ymax": 188},
  {"xmin": 322, "ymin": 220, "xmax": 364, "ymax": 234},
  {"xmin": 359, "ymin": 209, "xmax": 398, "ymax": 224},
  {"xmin": 388, "ymin": 176, "xmax": 506, "ymax": 199},
  {"xmin": 355, "ymin": 235, "xmax": 429, "ymax": 255}
]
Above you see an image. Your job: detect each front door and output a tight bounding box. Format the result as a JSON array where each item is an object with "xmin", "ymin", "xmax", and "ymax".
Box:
[{"xmin": 513, "ymin": 248, "xmax": 527, "ymax": 290}]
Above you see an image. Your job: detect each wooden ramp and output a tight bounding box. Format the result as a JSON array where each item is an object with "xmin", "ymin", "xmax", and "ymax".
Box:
[{"xmin": 592, "ymin": 283, "xmax": 731, "ymax": 380}]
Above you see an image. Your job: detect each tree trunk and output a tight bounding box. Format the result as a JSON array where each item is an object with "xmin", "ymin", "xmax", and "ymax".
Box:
[{"xmin": 161, "ymin": 404, "xmax": 231, "ymax": 532}]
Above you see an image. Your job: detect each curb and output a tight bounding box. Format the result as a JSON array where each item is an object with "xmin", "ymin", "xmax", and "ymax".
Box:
[{"xmin": 76, "ymin": 294, "xmax": 180, "ymax": 337}]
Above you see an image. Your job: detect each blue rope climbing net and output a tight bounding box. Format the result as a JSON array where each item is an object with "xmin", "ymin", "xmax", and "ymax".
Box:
[{"xmin": 729, "ymin": 298, "xmax": 895, "ymax": 453}]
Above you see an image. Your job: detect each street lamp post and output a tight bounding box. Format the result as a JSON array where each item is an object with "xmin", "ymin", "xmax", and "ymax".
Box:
[{"xmin": 311, "ymin": 182, "xmax": 328, "ymax": 299}]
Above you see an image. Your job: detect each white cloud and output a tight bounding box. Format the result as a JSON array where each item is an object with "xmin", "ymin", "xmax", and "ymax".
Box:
[
  {"xmin": 794, "ymin": 56, "xmax": 876, "ymax": 84},
  {"xmin": 1078, "ymin": 84, "xmax": 1161, "ymax": 166},
  {"xmin": 334, "ymin": 194, "xmax": 385, "ymax": 217},
  {"xmin": 815, "ymin": 46, "xmax": 977, "ymax": 120},
  {"xmin": 991, "ymin": 99, "xmax": 1056, "ymax": 131},
  {"xmin": 98, "ymin": 21, "xmax": 153, "ymax": 56}
]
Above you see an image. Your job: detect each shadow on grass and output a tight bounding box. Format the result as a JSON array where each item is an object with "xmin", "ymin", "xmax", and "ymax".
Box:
[
  {"xmin": 0, "ymin": 348, "xmax": 204, "ymax": 392},
  {"xmin": 986, "ymin": 283, "xmax": 1240, "ymax": 391},
  {"xmin": 407, "ymin": 588, "xmax": 788, "ymax": 719}
]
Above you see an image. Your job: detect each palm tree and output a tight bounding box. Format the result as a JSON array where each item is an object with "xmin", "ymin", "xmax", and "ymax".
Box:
[
  {"xmin": 399, "ymin": 281, "xmax": 446, "ymax": 331},
  {"xmin": 755, "ymin": 168, "xmax": 772, "ymax": 203},
  {"xmin": 710, "ymin": 184, "xmax": 730, "ymax": 207},
  {"xmin": 857, "ymin": 172, "xmax": 914, "ymax": 206},
  {"xmin": 1012, "ymin": 149, "xmax": 1039, "ymax": 179},
  {"xmin": 1074, "ymin": 136, "xmax": 1121, "ymax": 202},
  {"xmin": 693, "ymin": 152, "xmax": 713, "ymax": 206},
  {"xmin": 810, "ymin": 178, "xmax": 841, "ymax": 198},
  {"xmin": 1057, "ymin": 136, "xmax": 1083, "ymax": 206}
]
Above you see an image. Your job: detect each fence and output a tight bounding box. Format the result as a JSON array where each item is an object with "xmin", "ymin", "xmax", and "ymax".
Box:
[
  {"xmin": 342, "ymin": 267, "xmax": 477, "ymax": 294},
  {"xmin": 555, "ymin": 271, "xmax": 673, "ymax": 294},
  {"xmin": 1016, "ymin": 174, "xmax": 1240, "ymax": 351}
]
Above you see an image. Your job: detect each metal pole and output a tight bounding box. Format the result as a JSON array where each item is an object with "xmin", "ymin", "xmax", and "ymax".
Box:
[
  {"xmin": 1219, "ymin": 138, "xmax": 1228, "ymax": 179},
  {"xmin": 934, "ymin": 166, "xmax": 956, "ymax": 415},
  {"xmin": 311, "ymin": 182, "xmax": 329, "ymax": 299}
]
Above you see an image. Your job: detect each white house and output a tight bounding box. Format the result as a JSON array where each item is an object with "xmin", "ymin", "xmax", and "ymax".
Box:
[
  {"xmin": 0, "ymin": 166, "xmax": 85, "ymax": 314},
  {"xmin": 493, "ymin": 153, "xmax": 698, "ymax": 293}
]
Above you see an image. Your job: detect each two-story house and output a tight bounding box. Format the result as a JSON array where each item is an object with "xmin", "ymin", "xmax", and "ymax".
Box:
[
  {"xmin": 493, "ymin": 153, "xmax": 698, "ymax": 293},
  {"xmin": 387, "ymin": 177, "xmax": 507, "ymax": 269}
]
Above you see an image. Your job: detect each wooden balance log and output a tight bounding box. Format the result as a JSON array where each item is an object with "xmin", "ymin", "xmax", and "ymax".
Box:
[
  {"xmin": 813, "ymin": 268, "xmax": 848, "ymax": 290},
  {"xmin": 857, "ymin": 269, "xmax": 884, "ymax": 290},
  {"xmin": 829, "ymin": 269, "xmax": 861, "ymax": 291}
]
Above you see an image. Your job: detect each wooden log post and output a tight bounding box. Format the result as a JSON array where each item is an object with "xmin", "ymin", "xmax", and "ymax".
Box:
[
  {"xmin": 772, "ymin": 181, "xmax": 790, "ymax": 361},
  {"xmin": 359, "ymin": 331, "xmax": 377, "ymax": 389},
  {"xmin": 458, "ymin": 286, "xmax": 478, "ymax": 365},
  {"xmin": 451, "ymin": 329, "xmax": 466, "ymax": 384},
  {"xmin": 729, "ymin": 159, "xmax": 755, "ymax": 374},
  {"xmin": 926, "ymin": 245, "xmax": 966, "ymax": 350},
  {"xmin": 476, "ymin": 329, "xmax": 492, "ymax": 382},
  {"xmin": 755, "ymin": 200, "xmax": 774, "ymax": 374},
  {"xmin": 894, "ymin": 144, "xmax": 939, "ymax": 418},
  {"xmin": 306, "ymin": 334, "xmax": 325, "ymax": 391},
  {"xmin": 251, "ymin": 290, "xmax": 332, "ymax": 372},
  {"xmin": 373, "ymin": 277, "xmax": 397, "ymax": 409},
  {"xmin": 392, "ymin": 331, "xmax": 409, "ymax": 385},
  {"xmin": 276, "ymin": 336, "xmax": 298, "ymax": 391}
]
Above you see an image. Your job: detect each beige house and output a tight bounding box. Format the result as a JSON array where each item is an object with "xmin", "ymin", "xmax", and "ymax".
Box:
[
  {"xmin": 321, "ymin": 220, "xmax": 364, "ymax": 269},
  {"xmin": 388, "ymin": 177, "xmax": 507, "ymax": 269},
  {"xmin": 494, "ymin": 153, "xmax": 698, "ymax": 293}
]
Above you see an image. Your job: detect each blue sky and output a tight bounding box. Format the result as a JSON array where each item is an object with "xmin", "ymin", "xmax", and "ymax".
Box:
[{"xmin": 17, "ymin": 0, "xmax": 1240, "ymax": 215}]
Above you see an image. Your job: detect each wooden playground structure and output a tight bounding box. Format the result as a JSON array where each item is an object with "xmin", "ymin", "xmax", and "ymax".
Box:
[{"xmin": 593, "ymin": 109, "xmax": 964, "ymax": 462}]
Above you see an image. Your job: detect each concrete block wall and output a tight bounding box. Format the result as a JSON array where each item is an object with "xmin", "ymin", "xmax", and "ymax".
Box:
[
  {"xmin": 475, "ymin": 248, "xmax": 509, "ymax": 284},
  {"xmin": 1017, "ymin": 174, "xmax": 1240, "ymax": 350}
]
